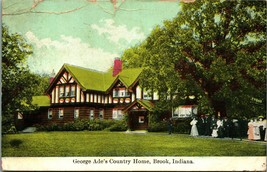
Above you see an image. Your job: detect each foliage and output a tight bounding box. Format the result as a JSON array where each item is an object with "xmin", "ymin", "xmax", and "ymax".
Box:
[
  {"xmin": 173, "ymin": 118, "xmax": 192, "ymax": 134},
  {"xmin": 121, "ymin": 0, "xmax": 266, "ymax": 119},
  {"xmin": 108, "ymin": 120, "xmax": 128, "ymax": 131},
  {"xmin": 2, "ymin": 131, "xmax": 265, "ymax": 156},
  {"xmin": 2, "ymin": 25, "xmax": 50, "ymax": 133},
  {"xmin": 147, "ymin": 121, "xmax": 168, "ymax": 132},
  {"xmin": 33, "ymin": 119, "xmax": 128, "ymax": 132}
]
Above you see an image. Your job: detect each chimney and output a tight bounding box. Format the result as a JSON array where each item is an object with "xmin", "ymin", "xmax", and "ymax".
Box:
[
  {"xmin": 112, "ymin": 58, "xmax": 122, "ymax": 77},
  {"xmin": 49, "ymin": 69, "xmax": 55, "ymax": 84}
]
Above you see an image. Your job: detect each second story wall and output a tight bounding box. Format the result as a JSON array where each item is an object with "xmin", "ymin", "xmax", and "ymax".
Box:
[{"xmin": 50, "ymin": 71, "xmax": 84, "ymax": 104}]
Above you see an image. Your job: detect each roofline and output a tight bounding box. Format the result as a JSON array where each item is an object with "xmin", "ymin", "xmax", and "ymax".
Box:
[
  {"xmin": 45, "ymin": 64, "xmax": 89, "ymax": 94},
  {"xmin": 64, "ymin": 64, "xmax": 87, "ymax": 90},
  {"xmin": 105, "ymin": 76, "xmax": 129, "ymax": 93},
  {"xmin": 123, "ymin": 100, "xmax": 154, "ymax": 112},
  {"xmin": 45, "ymin": 65, "xmax": 66, "ymax": 94}
]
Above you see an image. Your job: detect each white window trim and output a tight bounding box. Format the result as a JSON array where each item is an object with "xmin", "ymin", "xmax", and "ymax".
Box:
[
  {"xmin": 48, "ymin": 109, "xmax": 53, "ymax": 119},
  {"xmin": 99, "ymin": 109, "xmax": 104, "ymax": 119},
  {"xmin": 74, "ymin": 108, "xmax": 79, "ymax": 119},
  {"xmin": 58, "ymin": 108, "xmax": 64, "ymax": 119},
  {"xmin": 90, "ymin": 109, "xmax": 94, "ymax": 120}
]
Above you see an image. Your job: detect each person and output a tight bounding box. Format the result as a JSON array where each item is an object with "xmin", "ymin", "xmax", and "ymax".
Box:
[
  {"xmin": 197, "ymin": 115, "xmax": 206, "ymax": 136},
  {"xmin": 247, "ymin": 119, "xmax": 254, "ymax": 140},
  {"xmin": 264, "ymin": 118, "xmax": 267, "ymax": 142},
  {"xmin": 231, "ymin": 119, "xmax": 242, "ymax": 141},
  {"xmin": 168, "ymin": 118, "xmax": 173, "ymax": 135},
  {"xmin": 252, "ymin": 118, "xmax": 260, "ymax": 141},
  {"xmin": 190, "ymin": 117, "xmax": 199, "ymax": 137},
  {"xmin": 217, "ymin": 118, "xmax": 223, "ymax": 138},
  {"xmin": 223, "ymin": 117, "xmax": 231, "ymax": 138},
  {"xmin": 258, "ymin": 116, "xmax": 265, "ymax": 141},
  {"xmin": 204, "ymin": 114, "xmax": 211, "ymax": 136},
  {"xmin": 210, "ymin": 115, "xmax": 217, "ymax": 137}
]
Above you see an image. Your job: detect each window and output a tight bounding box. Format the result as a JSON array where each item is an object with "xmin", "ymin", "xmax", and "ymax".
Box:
[
  {"xmin": 139, "ymin": 116, "xmax": 144, "ymax": 123},
  {"xmin": 113, "ymin": 89, "xmax": 119, "ymax": 97},
  {"xmin": 74, "ymin": 108, "xmax": 79, "ymax": 119},
  {"xmin": 59, "ymin": 86, "xmax": 64, "ymax": 97},
  {"xmin": 113, "ymin": 88, "xmax": 130, "ymax": 97},
  {"xmin": 48, "ymin": 109, "xmax": 53, "ymax": 119},
  {"xmin": 58, "ymin": 108, "xmax": 64, "ymax": 119},
  {"xmin": 112, "ymin": 109, "xmax": 123, "ymax": 120},
  {"xmin": 89, "ymin": 109, "xmax": 94, "ymax": 120},
  {"xmin": 17, "ymin": 112, "xmax": 23, "ymax": 119},
  {"xmin": 65, "ymin": 86, "xmax": 70, "ymax": 97},
  {"xmin": 70, "ymin": 85, "xmax": 75, "ymax": 97},
  {"xmin": 143, "ymin": 90, "xmax": 152, "ymax": 100},
  {"xmin": 99, "ymin": 109, "xmax": 104, "ymax": 119}
]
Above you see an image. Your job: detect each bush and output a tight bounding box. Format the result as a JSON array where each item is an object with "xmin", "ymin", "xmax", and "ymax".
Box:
[
  {"xmin": 6, "ymin": 125, "xmax": 17, "ymax": 134},
  {"xmin": 87, "ymin": 119, "xmax": 115, "ymax": 131},
  {"xmin": 173, "ymin": 118, "xmax": 192, "ymax": 134},
  {"xmin": 108, "ymin": 120, "xmax": 127, "ymax": 131},
  {"xmin": 148, "ymin": 121, "xmax": 168, "ymax": 132}
]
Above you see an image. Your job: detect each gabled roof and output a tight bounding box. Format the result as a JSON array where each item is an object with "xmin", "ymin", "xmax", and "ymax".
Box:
[
  {"xmin": 123, "ymin": 100, "xmax": 154, "ymax": 112},
  {"xmin": 46, "ymin": 64, "xmax": 143, "ymax": 94},
  {"xmin": 64, "ymin": 64, "xmax": 116, "ymax": 91},
  {"xmin": 119, "ymin": 68, "xmax": 143, "ymax": 88},
  {"xmin": 32, "ymin": 96, "xmax": 50, "ymax": 107}
]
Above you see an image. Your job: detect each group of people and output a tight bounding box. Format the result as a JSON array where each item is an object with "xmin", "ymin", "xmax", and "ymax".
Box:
[
  {"xmin": 190, "ymin": 113, "xmax": 267, "ymax": 141},
  {"xmin": 247, "ymin": 117, "xmax": 267, "ymax": 141}
]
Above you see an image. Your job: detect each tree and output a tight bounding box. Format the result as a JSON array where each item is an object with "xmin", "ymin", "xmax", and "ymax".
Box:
[
  {"xmin": 2, "ymin": 25, "xmax": 49, "ymax": 132},
  {"xmin": 2, "ymin": 0, "xmax": 147, "ymax": 16},
  {"xmin": 122, "ymin": 0, "xmax": 266, "ymax": 118}
]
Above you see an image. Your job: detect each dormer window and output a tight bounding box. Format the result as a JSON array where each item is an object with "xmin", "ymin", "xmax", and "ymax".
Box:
[
  {"xmin": 113, "ymin": 89, "xmax": 119, "ymax": 97},
  {"xmin": 113, "ymin": 88, "xmax": 130, "ymax": 98}
]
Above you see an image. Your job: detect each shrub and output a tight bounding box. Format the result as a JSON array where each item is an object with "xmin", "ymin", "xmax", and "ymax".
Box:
[
  {"xmin": 6, "ymin": 125, "xmax": 17, "ymax": 134},
  {"xmin": 88, "ymin": 119, "xmax": 115, "ymax": 131},
  {"xmin": 108, "ymin": 120, "xmax": 127, "ymax": 131},
  {"xmin": 173, "ymin": 118, "xmax": 191, "ymax": 134},
  {"xmin": 148, "ymin": 121, "xmax": 168, "ymax": 132}
]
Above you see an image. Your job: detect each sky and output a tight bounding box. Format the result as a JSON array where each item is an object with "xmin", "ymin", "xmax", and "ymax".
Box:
[{"xmin": 2, "ymin": 0, "xmax": 181, "ymax": 75}]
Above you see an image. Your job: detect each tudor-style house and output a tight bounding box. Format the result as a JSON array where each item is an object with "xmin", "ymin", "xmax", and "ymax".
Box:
[{"xmin": 21, "ymin": 59, "xmax": 162, "ymax": 130}]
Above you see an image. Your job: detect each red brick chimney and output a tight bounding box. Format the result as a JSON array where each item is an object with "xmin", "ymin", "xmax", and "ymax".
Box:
[{"xmin": 112, "ymin": 58, "xmax": 122, "ymax": 77}]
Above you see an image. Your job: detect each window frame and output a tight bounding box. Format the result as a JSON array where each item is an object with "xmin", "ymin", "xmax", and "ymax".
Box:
[
  {"xmin": 58, "ymin": 108, "xmax": 64, "ymax": 119},
  {"xmin": 48, "ymin": 109, "xmax": 53, "ymax": 119},
  {"xmin": 99, "ymin": 109, "xmax": 104, "ymax": 120},
  {"xmin": 74, "ymin": 108, "xmax": 79, "ymax": 119}
]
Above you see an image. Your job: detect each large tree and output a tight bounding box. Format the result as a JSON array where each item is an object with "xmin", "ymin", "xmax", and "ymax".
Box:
[
  {"xmin": 122, "ymin": 0, "xmax": 266, "ymax": 118},
  {"xmin": 2, "ymin": 25, "xmax": 49, "ymax": 132}
]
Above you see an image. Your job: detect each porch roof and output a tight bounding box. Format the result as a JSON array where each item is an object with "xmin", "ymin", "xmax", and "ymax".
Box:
[
  {"xmin": 123, "ymin": 100, "xmax": 154, "ymax": 112},
  {"xmin": 32, "ymin": 96, "xmax": 50, "ymax": 107}
]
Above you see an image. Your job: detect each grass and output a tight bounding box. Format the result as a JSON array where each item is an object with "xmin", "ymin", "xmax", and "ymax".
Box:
[{"xmin": 2, "ymin": 131, "xmax": 266, "ymax": 157}]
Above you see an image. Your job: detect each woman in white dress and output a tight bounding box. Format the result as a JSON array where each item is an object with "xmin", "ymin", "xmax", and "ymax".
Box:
[
  {"xmin": 216, "ymin": 119, "xmax": 223, "ymax": 138},
  {"xmin": 211, "ymin": 126, "xmax": 218, "ymax": 138},
  {"xmin": 190, "ymin": 118, "xmax": 199, "ymax": 137}
]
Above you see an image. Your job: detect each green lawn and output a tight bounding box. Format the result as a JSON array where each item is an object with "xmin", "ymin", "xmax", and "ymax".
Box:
[{"xmin": 2, "ymin": 131, "xmax": 266, "ymax": 156}]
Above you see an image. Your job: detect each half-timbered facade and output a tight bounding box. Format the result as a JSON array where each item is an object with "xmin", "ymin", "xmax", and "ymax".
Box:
[{"xmin": 28, "ymin": 59, "xmax": 160, "ymax": 130}]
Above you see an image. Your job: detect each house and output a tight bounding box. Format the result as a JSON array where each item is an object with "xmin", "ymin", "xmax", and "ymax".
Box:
[{"xmin": 23, "ymin": 59, "xmax": 162, "ymax": 130}]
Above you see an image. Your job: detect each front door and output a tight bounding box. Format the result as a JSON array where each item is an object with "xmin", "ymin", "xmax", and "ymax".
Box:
[{"xmin": 129, "ymin": 111, "xmax": 148, "ymax": 130}]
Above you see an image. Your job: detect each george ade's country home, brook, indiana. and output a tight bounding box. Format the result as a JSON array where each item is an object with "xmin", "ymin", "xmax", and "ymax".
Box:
[{"xmin": 15, "ymin": 59, "xmax": 170, "ymax": 131}]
